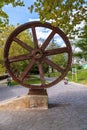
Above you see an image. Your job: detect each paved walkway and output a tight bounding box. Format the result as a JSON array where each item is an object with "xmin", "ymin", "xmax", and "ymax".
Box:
[{"xmin": 0, "ymin": 81, "xmax": 87, "ymax": 130}]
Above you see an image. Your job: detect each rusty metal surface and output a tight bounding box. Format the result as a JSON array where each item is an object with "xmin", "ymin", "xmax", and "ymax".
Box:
[
  {"xmin": 28, "ymin": 89, "xmax": 47, "ymax": 95},
  {"xmin": 4, "ymin": 21, "xmax": 72, "ymax": 89}
]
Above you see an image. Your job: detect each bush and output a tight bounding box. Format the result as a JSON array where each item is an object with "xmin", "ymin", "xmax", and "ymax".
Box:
[{"xmin": 76, "ymin": 64, "xmax": 82, "ymax": 70}]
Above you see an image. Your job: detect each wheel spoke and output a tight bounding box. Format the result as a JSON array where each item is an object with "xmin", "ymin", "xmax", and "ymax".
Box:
[
  {"xmin": 19, "ymin": 58, "xmax": 35, "ymax": 81},
  {"xmin": 8, "ymin": 53, "xmax": 32, "ymax": 63},
  {"xmin": 38, "ymin": 62, "xmax": 45, "ymax": 85},
  {"xmin": 44, "ymin": 47, "xmax": 68, "ymax": 56},
  {"xmin": 44, "ymin": 57, "xmax": 64, "ymax": 73},
  {"xmin": 13, "ymin": 37, "xmax": 33, "ymax": 51},
  {"xmin": 41, "ymin": 30, "xmax": 55, "ymax": 50},
  {"xmin": 32, "ymin": 26, "xmax": 39, "ymax": 49}
]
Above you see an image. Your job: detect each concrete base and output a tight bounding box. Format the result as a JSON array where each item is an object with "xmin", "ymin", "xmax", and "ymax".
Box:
[
  {"xmin": 29, "ymin": 95, "xmax": 48, "ymax": 109},
  {"xmin": 0, "ymin": 94, "xmax": 48, "ymax": 110}
]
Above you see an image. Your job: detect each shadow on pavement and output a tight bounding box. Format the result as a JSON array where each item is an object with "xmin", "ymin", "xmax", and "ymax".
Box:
[{"xmin": 48, "ymin": 103, "xmax": 71, "ymax": 108}]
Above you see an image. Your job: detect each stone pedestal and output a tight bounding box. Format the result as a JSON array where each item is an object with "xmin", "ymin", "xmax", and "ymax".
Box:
[
  {"xmin": 0, "ymin": 89, "xmax": 48, "ymax": 110},
  {"xmin": 28, "ymin": 89, "xmax": 48, "ymax": 109}
]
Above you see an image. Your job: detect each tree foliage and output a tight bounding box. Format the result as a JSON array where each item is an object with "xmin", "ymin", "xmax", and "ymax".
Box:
[
  {"xmin": 74, "ymin": 39, "xmax": 87, "ymax": 61},
  {"xmin": 0, "ymin": 25, "xmax": 15, "ymax": 73},
  {"xmin": 0, "ymin": 25, "xmax": 33, "ymax": 74},
  {"xmin": 0, "ymin": 0, "xmax": 24, "ymax": 26},
  {"xmin": 73, "ymin": 21, "xmax": 87, "ymax": 61},
  {"xmin": 30, "ymin": 0, "xmax": 87, "ymax": 38}
]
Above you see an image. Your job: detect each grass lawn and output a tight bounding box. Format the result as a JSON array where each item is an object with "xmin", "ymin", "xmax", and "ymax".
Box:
[
  {"xmin": 11, "ymin": 80, "xmax": 19, "ymax": 86},
  {"xmin": 4, "ymin": 69, "xmax": 87, "ymax": 86},
  {"xmin": 25, "ymin": 78, "xmax": 41, "ymax": 84},
  {"xmin": 68, "ymin": 69, "xmax": 87, "ymax": 85},
  {"xmin": 10, "ymin": 76, "xmax": 42, "ymax": 86}
]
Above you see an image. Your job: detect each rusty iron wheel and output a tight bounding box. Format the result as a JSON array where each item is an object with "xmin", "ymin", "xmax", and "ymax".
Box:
[{"xmin": 4, "ymin": 21, "xmax": 72, "ymax": 89}]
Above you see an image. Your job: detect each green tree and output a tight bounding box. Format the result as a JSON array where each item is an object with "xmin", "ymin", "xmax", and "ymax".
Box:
[
  {"xmin": 9, "ymin": 29, "xmax": 34, "ymax": 76},
  {"xmin": 74, "ymin": 39, "xmax": 87, "ymax": 61},
  {"xmin": 73, "ymin": 23, "xmax": 87, "ymax": 61},
  {"xmin": 0, "ymin": 25, "xmax": 33, "ymax": 74},
  {"xmin": 0, "ymin": 25, "xmax": 15, "ymax": 73},
  {"xmin": 30, "ymin": 0, "xmax": 87, "ymax": 38}
]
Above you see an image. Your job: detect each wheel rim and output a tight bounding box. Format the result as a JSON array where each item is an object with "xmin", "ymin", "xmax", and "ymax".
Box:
[{"xmin": 4, "ymin": 21, "xmax": 72, "ymax": 89}]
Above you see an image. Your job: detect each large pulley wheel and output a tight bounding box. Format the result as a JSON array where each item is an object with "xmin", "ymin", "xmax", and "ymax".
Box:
[{"xmin": 4, "ymin": 21, "xmax": 72, "ymax": 89}]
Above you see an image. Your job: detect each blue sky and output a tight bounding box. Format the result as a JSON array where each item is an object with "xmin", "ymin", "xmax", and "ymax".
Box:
[
  {"xmin": 3, "ymin": 0, "xmax": 39, "ymax": 25},
  {"xmin": 3, "ymin": 1, "xmax": 66, "ymax": 47}
]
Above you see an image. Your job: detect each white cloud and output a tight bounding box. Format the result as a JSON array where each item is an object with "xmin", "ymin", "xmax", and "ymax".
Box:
[
  {"xmin": 74, "ymin": 20, "xmax": 85, "ymax": 30},
  {"xmin": 29, "ymin": 18, "xmax": 40, "ymax": 22},
  {"xmin": 36, "ymin": 28, "xmax": 51, "ymax": 40},
  {"xmin": 28, "ymin": 18, "xmax": 67, "ymax": 47},
  {"xmin": 75, "ymin": 47, "xmax": 82, "ymax": 52}
]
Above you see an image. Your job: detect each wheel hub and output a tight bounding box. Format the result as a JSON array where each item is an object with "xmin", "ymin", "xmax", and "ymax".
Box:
[{"xmin": 32, "ymin": 49, "xmax": 43, "ymax": 59}]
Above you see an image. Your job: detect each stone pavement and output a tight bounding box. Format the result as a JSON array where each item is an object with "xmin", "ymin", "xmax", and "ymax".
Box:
[{"xmin": 0, "ymin": 81, "xmax": 87, "ymax": 130}]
